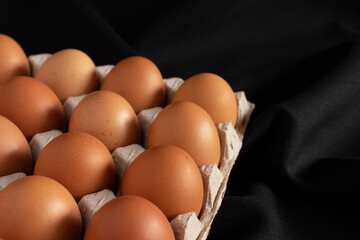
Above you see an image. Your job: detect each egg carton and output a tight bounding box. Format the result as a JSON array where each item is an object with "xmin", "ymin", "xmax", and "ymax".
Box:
[{"xmin": 0, "ymin": 53, "xmax": 255, "ymax": 240}]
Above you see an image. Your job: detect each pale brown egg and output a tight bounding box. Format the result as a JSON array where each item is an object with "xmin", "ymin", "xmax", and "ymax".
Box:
[
  {"xmin": 147, "ymin": 101, "xmax": 221, "ymax": 167},
  {"xmin": 34, "ymin": 132, "xmax": 116, "ymax": 202},
  {"xmin": 84, "ymin": 195, "xmax": 175, "ymax": 240},
  {"xmin": 0, "ymin": 115, "xmax": 32, "ymax": 176},
  {"xmin": 100, "ymin": 56, "xmax": 166, "ymax": 113},
  {"xmin": 0, "ymin": 76, "xmax": 66, "ymax": 140},
  {"xmin": 0, "ymin": 175, "xmax": 82, "ymax": 240},
  {"xmin": 121, "ymin": 145, "xmax": 204, "ymax": 220},
  {"xmin": 35, "ymin": 48, "xmax": 98, "ymax": 102},
  {"xmin": 0, "ymin": 34, "xmax": 30, "ymax": 84},
  {"xmin": 69, "ymin": 90, "xmax": 141, "ymax": 152},
  {"xmin": 172, "ymin": 72, "xmax": 238, "ymax": 127}
]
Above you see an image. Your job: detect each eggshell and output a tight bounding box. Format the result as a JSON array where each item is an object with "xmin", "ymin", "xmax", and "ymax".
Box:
[
  {"xmin": 147, "ymin": 101, "xmax": 221, "ymax": 167},
  {"xmin": 121, "ymin": 144, "xmax": 204, "ymax": 220},
  {"xmin": 0, "ymin": 175, "xmax": 82, "ymax": 240},
  {"xmin": 0, "ymin": 116, "xmax": 32, "ymax": 176},
  {"xmin": 34, "ymin": 132, "xmax": 116, "ymax": 201},
  {"xmin": 84, "ymin": 195, "xmax": 175, "ymax": 240},
  {"xmin": 100, "ymin": 56, "xmax": 166, "ymax": 113},
  {"xmin": 172, "ymin": 72, "xmax": 238, "ymax": 127},
  {"xmin": 35, "ymin": 48, "xmax": 98, "ymax": 102},
  {"xmin": 0, "ymin": 34, "xmax": 30, "ymax": 84},
  {"xmin": 68, "ymin": 90, "xmax": 141, "ymax": 152},
  {"xmin": 0, "ymin": 76, "xmax": 66, "ymax": 140}
]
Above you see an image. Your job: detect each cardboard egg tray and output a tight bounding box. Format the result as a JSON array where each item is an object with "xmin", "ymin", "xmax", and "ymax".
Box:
[{"xmin": 0, "ymin": 54, "xmax": 255, "ymax": 240}]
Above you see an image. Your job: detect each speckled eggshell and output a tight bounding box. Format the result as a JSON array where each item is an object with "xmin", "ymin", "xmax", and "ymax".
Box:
[
  {"xmin": 121, "ymin": 145, "xmax": 204, "ymax": 220},
  {"xmin": 100, "ymin": 56, "xmax": 166, "ymax": 113},
  {"xmin": 34, "ymin": 132, "xmax": 116, "ymax": 202},
  {"xmin": 0, "ymin": 34, "xmax": 30, "ymax": 84},
  {"xmin": 68, "ymin": 90, "xmax": 141, "ymax": 152},
  {"xmin": 0, "ymin": 76, "xmax": 66, "ymax": 140},
  {"xmin": 0, "ymin": 115, "xmax": 32, "ymax": 176},
  {"xmin": 0, "ymin": 175, "xmax": 82, "ymax": 240},
  {"xmin": 172, "ymin": 72, "xmax": 238, "ymax": 127},
  {"xmin": 147, "ymin": 101, "xmax": 221, "ymax": 167},
  {"xmin": 35, "ymin": 48, "xmax": 98, "ymax": 102},
  {"xmin": 84, "ymin": 195, "xmax": 175, "ymax": 240}
]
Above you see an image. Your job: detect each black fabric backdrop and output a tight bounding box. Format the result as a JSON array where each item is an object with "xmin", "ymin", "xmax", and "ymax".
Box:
[{"xmin": 1, "ymin": 0, "xmax": 360, "ymax": 239}]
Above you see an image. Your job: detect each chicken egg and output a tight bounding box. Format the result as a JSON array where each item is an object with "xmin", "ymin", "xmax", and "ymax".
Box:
[
  {"xmin": 0, "ymin": 175, "xmax": 82, "ymax": 240},
  {"xmin": 35, "ymin": 48, "xmax": 98, "ymax": 102},
  {"xmin": 147, "ymin": 101, "xmax": 221, "ymax": 167},
  {"xmin": 0, "ymin": 115, "xmax": 32, "ymax": 176},
  {"xmin": 69, "ymin": 90, "xmax": 141, "ymax": 152},
  {"xmin": 84, "ymin": 195, "xmax": 175, "ymax": 240},
  {"xmin": 121, "ymin": 144, "xmax": 204, "ymax": 220},
  {"xmin": 34, "ymin": 132, "xmax": 116, "ymax": 201},
  {"xmin": 100, "ymin": 56, "xmax": 166, "ymax": 113},
  {"xmin": 0, "ymin": 34, "xmax": 30, "ymax": 84},
  {"xmin": 0, "ymin": 76, "xmax": 66, "ymax": 140},
  {"xmin": 172, "ymin": 72, "xmax": 238, "ymax": 127}
]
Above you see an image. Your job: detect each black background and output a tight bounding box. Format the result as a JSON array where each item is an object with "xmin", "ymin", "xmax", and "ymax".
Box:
[{"xmin": 1, "ymin": 0, "xmax": 360, "ymax": 239}]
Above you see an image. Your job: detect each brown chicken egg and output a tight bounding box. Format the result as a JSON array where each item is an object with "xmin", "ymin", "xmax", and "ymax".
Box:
[
  {"xmin": 100, "ymin": 56, "xmax": 166, "ymax": 113},
  {"xmin": 34, "ymin": 132, "xmax": 116, "ymax": 201},
  {"xmin": 0, "ymin": 34, "xmax": 30, "ymax": 84},
  {"xmin": 121, "ymin": 145, "xmax": 204, "ymax": 220},
  {"xmin": 0, "ymin": 76, "xmax": 66, "ymax": 140},
  {"xmin": 0, "ymin": 115, "xmax": 32, "ymax": 176},
  {"xmin": 147, "ymin": 101, "xmax": 221, "ymax": 167},
  {"xmin": 35, "ymin": 48, "xmax": 98, "ymax": 102},
  {"xmin": 69, "ymin": 90, "xmax": 141, "ymax": 152},
  {"xmin": 172, "ymin": 72, "xmax": 238, "ymax": 127},
  {"xmin": 84, "ymin": 195, "xmax": 175, "ymax": 240},
  {"xmin": 0, "ymin": 175, "xmax": 82, "ymax": 240}
]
